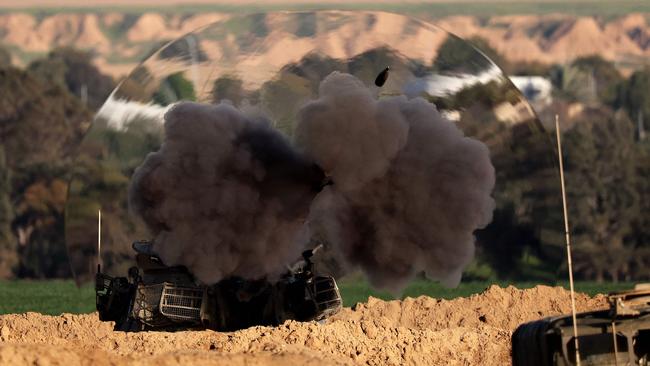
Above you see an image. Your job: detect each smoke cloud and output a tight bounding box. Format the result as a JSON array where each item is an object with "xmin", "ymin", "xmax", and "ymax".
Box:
[
  {"xmin": 297, "ymin": 72, "xmax": 495, "ymax": 290},
  {"xmin": 129, "ymin": 71, "xmax": 495, "ymax": 290},
  {"xmin": 129, "ymin": 102, "xmax": 325, "ymax": 284}
]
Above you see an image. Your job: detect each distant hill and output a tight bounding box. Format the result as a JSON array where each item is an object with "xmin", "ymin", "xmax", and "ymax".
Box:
[{"xmin": 0, "ymin": 11, "xmax": 649, "ymax": 78}]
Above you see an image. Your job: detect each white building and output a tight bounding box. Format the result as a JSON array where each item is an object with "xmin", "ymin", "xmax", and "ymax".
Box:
[{"xmin": 509, "ymin": 76, "xmax": 553, "ymax": 107}]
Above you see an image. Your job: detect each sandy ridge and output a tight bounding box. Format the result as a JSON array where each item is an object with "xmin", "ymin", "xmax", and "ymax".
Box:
[
  {"xmin": 0, "ymin": 285, "xmax": 608, "ymax": 365},
  {"xmin": 1, "ymin": 12, "xmax": 649, "ymax": 77}
]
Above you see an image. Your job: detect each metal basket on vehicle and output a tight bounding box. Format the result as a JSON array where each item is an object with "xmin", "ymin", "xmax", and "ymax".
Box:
[
  {"xmin": 159, "ymin": 283, "xmax": 203, "ymax": 323},
  {"xmin": 132, "ymin": 283, "xmax": 173, "ymax": 328},
  {"xmin": 310, "ymin": 276, "xmax": 343, "ymax": 320}
]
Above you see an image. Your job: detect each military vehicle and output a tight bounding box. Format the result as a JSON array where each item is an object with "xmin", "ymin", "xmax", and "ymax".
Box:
[
  {"xmin": 512, "ymin": 285, "xmax": 650, "ymax": 365},
  {"xmin": 96, "ymin": 241, "xmax": 342, "ymax": 331}
]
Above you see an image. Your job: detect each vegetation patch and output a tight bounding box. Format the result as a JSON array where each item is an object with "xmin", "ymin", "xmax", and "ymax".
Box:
[{"xmin": 0, "ymin": 279, "xmax": 634, "ymax": 315}]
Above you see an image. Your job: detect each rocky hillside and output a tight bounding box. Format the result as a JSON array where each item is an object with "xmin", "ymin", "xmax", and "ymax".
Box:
[{"xmin": 0, "ymin": 12, "xmax": 649, "ymax": 77}]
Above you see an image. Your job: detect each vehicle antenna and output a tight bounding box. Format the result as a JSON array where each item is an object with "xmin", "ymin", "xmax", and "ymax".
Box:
[
  {"xmin": 556, "ymin": 114, "xmax": 581, "ymax": 365},
  {"xmin": 97, "ymin": 209, "xmax": 102, "ymax": 274}
]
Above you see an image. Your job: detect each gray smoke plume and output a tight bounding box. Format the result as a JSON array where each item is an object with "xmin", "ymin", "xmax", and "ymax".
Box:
[
  {"xmin": 296, "ymin": 72, "xmax": 495, "ymax": 290},
  {"xmin": 129, "ymin": 102, "xmax": 326, "ymax": 284},
  {"xmin": 129, "ymin": 72, "xmax": 495, "ymax": 291}
]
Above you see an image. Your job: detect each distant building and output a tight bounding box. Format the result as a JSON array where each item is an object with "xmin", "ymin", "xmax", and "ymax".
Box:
[
  {"xmin": 404, "ymin": 65, "xmax": 503, "ymax": 98},
  {"xmin": 509, "ymin": 76, "xmax": 553, "ymax": 108}
]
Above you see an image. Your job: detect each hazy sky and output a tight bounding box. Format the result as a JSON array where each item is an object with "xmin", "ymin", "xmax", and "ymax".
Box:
[
  {"xmin": 0, "ymin": 0, "xmax": 449, "ymax": 8},
  {"xmin": 0, "ymin": 0, "xmax": 616, "ymax": 9}
]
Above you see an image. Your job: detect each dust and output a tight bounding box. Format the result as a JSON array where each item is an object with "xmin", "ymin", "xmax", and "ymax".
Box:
[{"xmin": 0, "ymin": 285, "xmax": 607, "ymax": 366}]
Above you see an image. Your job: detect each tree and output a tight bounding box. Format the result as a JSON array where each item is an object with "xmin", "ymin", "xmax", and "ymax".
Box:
[
  {"xmin": 65, "ymin": 115, "xmax": 163, "ymax": 282},
  {"xmin": 615, "ymin": 67, "xmax": 650, "ymax": 133},
  {"xmin": 157, "ymin": 35, "xmax": 209, "ymax": 63},
  {"xmin": 510, "ymin": 61, "xmax": 552, "ymax": 77},
  {"xmin": 467, "ymin": 36, "xmax": 510, "ymax": 73},
  {"xmin": 0, "ymin": 67, "xmax": 91, "ymax": 168},
  {"xmin": 629, "ymin": 139, "xmax": 650, "ymax": 278},
  {"xmin": 476, "ymin": 202, "xmax": 551, "ymax": 281},
  {"xmin": 13, "ymin": 174, "xmax": 70, "ymax": 278},
  {"xmin": 558, "ymin": 109, "xmax": 641, "ymax": 282},
  {"xmin": 0, "ymin": 66, "xmax": 91, "ymax": 279},
  {"xmin": 152, "ymin": 72, "xmax": 196, "ymax": 105},
  {"xmin": 284, "ymin": 53, "xmax": 347, "ymax": 94},
  {"xmin": 28, "ymin": 47, "xmax": 115, "ymax": 110},
  {"xmin": 572, "ymin": 56, "xmax": 623, "ymax": 106},
  {"xmin": 471, "ymin": 110, "xmax": 559, "ymax": 282},
  {"xmin": 553, "ymin": 56, "xmax": 622, "ymax": 105},
  {"xmin": 211, "ymin": 76, "xmax": 245, "ymax": 105},
  {"xmin": 0, "ymin": 147, "xmax": 17, "ymax": 278},
  {"xmin": 0, "ymin": 46, "xmax": 11, "ymax": 67},
  {"xmin": 434, "ymin": 35, "xmax": 503, "ymax": 74},
  {"xmin": 259, "ymin": 72, "xmax": 311, "ymax": 135}
]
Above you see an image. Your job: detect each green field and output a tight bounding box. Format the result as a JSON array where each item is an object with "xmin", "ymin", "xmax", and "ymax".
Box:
[{"xmin": 0, "ymin": 279, "xmax": 635, "ymax": 316}]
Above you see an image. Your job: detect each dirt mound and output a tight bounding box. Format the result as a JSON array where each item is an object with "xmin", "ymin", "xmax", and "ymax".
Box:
[
  {"xmin": 0, "ymin": 285, "xmax": 607, "ymax": 365},
  {"xmin": 335, "ymin": 285, "xmax": 606, "ymax": 331}
]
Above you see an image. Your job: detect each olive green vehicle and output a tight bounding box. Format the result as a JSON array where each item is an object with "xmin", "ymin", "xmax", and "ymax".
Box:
[
  {"xmin": 512, "ymin": 285, "xmax": 650, "ymax": 365},
  {"xmin": 96, "ymin": 241, "xmax": 342, "ymax": 331}
]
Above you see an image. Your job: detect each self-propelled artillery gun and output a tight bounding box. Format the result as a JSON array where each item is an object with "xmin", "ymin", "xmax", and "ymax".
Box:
[{"xmin": 96, "ymin": 241, "xmax": 342, "ymax": 331}]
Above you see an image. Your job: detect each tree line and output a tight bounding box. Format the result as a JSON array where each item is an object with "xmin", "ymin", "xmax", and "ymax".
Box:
[{"xmin": 0, "ymin": 40, "xmax": 648, "ymax": 283}]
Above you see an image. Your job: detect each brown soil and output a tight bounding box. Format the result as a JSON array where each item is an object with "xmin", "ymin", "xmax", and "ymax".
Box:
[{"xmin": 0, "ymin": 285, "xmax": 607, "ymax": 366}]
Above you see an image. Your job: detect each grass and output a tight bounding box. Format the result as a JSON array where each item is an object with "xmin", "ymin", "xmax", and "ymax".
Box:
[
  {"xmin": 0, "ymin": 279, "xmax": 636, "ymax": 315},
  {"xmin": 0, "ymin": 280, "xmax": 95, "ymax": 315},
  {"xmin": 338, "ymin": 279, "xmax": 635, "ymax": 307}
]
